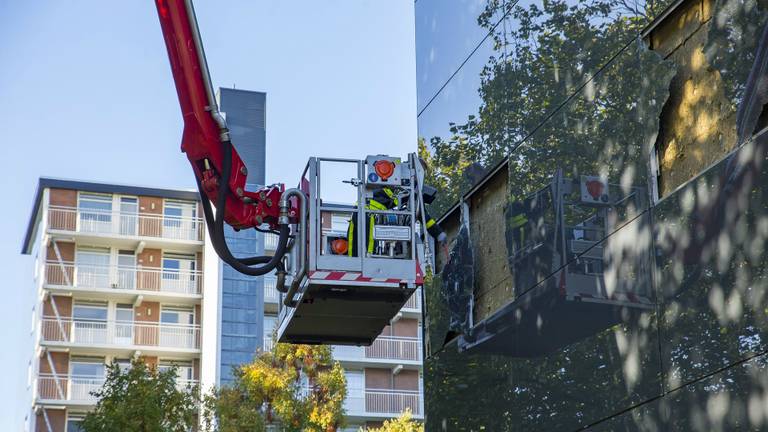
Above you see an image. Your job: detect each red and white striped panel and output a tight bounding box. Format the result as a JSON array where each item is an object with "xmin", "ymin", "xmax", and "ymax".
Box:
[
  {"xmin": 310, "ymin": 261, "xmax": 425, "ymax": 285},
  {"xmin": 309, "ymin": 271, "xmax": 406, "ymax": 284}
]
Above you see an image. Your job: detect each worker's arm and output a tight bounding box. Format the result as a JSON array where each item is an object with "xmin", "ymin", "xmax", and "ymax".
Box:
[{"xmin": 425, "ymin": 210, "xmax": 447, "ymax": 243}]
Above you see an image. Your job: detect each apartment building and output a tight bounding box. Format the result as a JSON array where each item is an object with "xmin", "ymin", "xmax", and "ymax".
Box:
[
  {"xmin": 263, "ymin": 227, "xmax": 424, "ymax": 431},
  {"xmin": 21, "ymin": 178, "xmax": 217, "ymax": 432},
  {"xmin": 20, "ymin": 180, "xmax": 423, "ymax": 432}
]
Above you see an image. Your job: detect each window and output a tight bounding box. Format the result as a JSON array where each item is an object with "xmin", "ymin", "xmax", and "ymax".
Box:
[
  {"xmin": 331, "ymin": 214, "xmax": 350, "ymax": 232},
  {"xmin": 72, "ymin": 301, "xmax": 108, "ymax": 344},
  {"xmin": 66, "ymin": 413, "xmax": 86, "ymax": 432},
  {"xmin": 69, "ymin": 358, "xmax": 104, "ymax": 402},
  {"xmin": 344, "ymin": 370, "xmax": 365, "ymax": 413},
  {"xmin": 159, "ymin": 360, "xmax": 194, "ymax": 382},
  {"xmin": 160, "ymin": 306, "xmax": 194, "ymax": 325},
  {"xmin": 160, "ymin": 306, "xmax": 195, "ymax": 348},
  {"xmin": 70, "ymin": 357, "xmax": 105, "ymax": 377},
  {"xmin": 78, "ymin": 193, "xmax": 112, "ymax": 233},
  {"xmin": 162, "ymin": 253, "xmax": 197, "ymax": 293},
  {"xmin": 115, "ymin": 304, "xmax": 134, "ymax": 345},
  {"xmin": 119, "ymin": 196, "xmax": 138, "ymax": 235},
  {"xmin": 72, "ymin": 301, "xmax": 108, "ymax": 321},
  {"xmin": 115, "ymin": 358, "xmax": 132, "ymax": 372},
  {"xmin": 75, "ymin": 247, "xmax": 110, "ymax": 288},
  {"xmin": 264, "ymin": 315, "xmax": 277, "ymax": 350},
  {"xmin": 78, "ymin": 193, "xmax": 112, "ymax": 212},
  {"xmin": 163, "ymin": 200, "xmax": 198, "ymax": 240},
  {"xmin": 116, "ymin": 250, "xmax": 136, "ymax": 289}
]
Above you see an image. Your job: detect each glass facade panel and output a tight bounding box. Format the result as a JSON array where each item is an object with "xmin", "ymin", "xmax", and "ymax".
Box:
[
  {"xmin": 220, "ymin": 224, "xmax": 264, "ymax": 384},
  {"xmin": 418, "ymin": 0, "xmax": 768, "ymax": 430},
  {"xmin": 425, "ymin": 213, "xmax": 661, "ymax": 431},
  {"xmin": 654, "ymin": 134, "xmax": 768, "ymax": 392},
  {"xmin": 591, "ymin": 353, "xmax": 768, "ymax": 431},
  {"xmin": 416, "ymin": 1, "xmax": 673, "ymax": 214}
]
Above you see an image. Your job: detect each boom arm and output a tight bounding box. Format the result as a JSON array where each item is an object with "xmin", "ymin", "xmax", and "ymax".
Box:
[
  {"xmin": 155, "ymin": 0, "xmax": 294, "ymax": 276},
  {"xmin": 154, "ymin": 0, "xmax": 284, "ymax": 229}
]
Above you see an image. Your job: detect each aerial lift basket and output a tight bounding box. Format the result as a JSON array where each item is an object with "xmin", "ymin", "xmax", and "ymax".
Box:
[{"xmin": 276, "ymin": 154, "xmax": 425, "ymax": 346}]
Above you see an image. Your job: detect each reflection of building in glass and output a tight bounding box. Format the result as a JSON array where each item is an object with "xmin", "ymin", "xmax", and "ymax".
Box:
[
  {"xmin": 459, "ymin": 170, "xmax": 654, "ymax": 357},
  {"xmin": 418, "ymin": 0, "xmax": 768, "ymax": 429}
]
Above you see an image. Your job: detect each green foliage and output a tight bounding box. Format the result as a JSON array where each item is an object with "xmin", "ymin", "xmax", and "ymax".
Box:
[
  {"xmin": 201, "ymin": 374, "xmax": 266, "ymax": 432},
  {"xmin": 419, "ymin": 1, "xmax": 677, "ymax": 429},
  {"xmin": 204, "ymin": 342, "xmax": 346, "ymax": 432},
  {"xmin": 81, "ymin": 358, "xmax": 199, "ymax": 432},
  {"xmin": 359, "ymin": 409, "xmax": 423, "ymax": 432},
  {"xmin": 420, "ymin": 0, "xmax": 670, "ymax": 215}
]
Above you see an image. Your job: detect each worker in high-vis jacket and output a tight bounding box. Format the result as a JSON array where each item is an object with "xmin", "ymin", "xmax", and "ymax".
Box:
[
  {"xmin": 346, "ymin": 185, "xmax": 447, "ymax": 257},
  {"xmin": 424, "ymin": 210, "xmax": 447, "ymax": 244},
  {"xmin": 347, "ymin": 186, "xmax": 399, "ymax": 257}
]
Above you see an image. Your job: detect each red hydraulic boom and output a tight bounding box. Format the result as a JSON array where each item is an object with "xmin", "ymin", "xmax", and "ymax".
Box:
[
  {"xmin": 153, "ymin": 0, "xmax": 443, "ymax": 346},
  {"xmin": 154, "ymin": 0, "xmax": 286, "ymax": 230}
]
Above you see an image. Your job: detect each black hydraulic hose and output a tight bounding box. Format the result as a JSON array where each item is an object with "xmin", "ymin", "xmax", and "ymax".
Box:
[
  {"xmin": 195, "ymin": 176, "xmax": 288, "ymax": 276},
  {"xmin": 212, "ymin": 139, "xmax": 290, "ymax": 275}
]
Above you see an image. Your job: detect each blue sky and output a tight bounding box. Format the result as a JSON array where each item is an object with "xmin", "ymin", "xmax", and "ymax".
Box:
[{"xmin": 0, "ymin": 1, "xmax": 416, "ymax": 428}]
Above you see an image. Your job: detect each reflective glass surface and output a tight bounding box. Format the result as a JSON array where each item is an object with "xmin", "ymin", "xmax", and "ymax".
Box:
[
  {"xmin": 655, "ymin": 133, "xmax": 768, "ymax": 392},
  {"xmin": 219, "ymin": 224, "xmax": 264, "ymax": 384},
  {"xmin": 415, "ymin": 0, "xmax": 499, "ymax": 113},
  {"xmin": 591, "ymin": 352, "xmax": 768, "ymax": 431},
  {"xmin": 418, "ymin": 0, "xmax": 768, "ymax": 429},
  {"xmin": 425, "ymin": 213, "xmax": 662, "ymax": 431}
]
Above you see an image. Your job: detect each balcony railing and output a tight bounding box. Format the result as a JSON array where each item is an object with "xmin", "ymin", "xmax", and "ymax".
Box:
[
  {"xmin": 263, "ymin": 337, "xmax": 275, "ymax": 353},
  {"xmin": 345, "ymin": 389, "xmax": 422, "ymax": 416},
  {"xmin": 333, "ymin": 336, "xmax": 420, "ymax": 362},
  {"xmin": 37, "ymin": 374, "xmax": 103, "ymax": 403},
  {"xmin": 47, "ymin": 205, "xmax": 203, "ymax": 242},
  {"xmin": 264, "ymin": 276, "xmax": 279, "ymax": 303},
  {"xmin": 402, "ymin": 289, "xmax": 421, "ymax": 310},
  {"xmin": 365, "ymin": 336, "xmax": 420, "ymax": 361},
  {"xmin": 37, "ymin": 374, "xmax": 198, "ymax": 402},
  {"xmin": 365, "ymin": 389, "xmax": 422, "ymax": 415},
  {"xmin": 264, "ymin": 233, "xmax": 279, "ymax": 251},
  {"xmin": 44, "ymin": 261, "xmax": 202, "ymax": 295},
  {"xmin": 41, "ymin": 317, "xmax": 201, "ymax": 350}
]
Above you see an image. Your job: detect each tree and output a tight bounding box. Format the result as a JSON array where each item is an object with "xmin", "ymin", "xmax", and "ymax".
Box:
[
  {"xmin": 204, "ymin": 342, "xmax": 347, "ymax": 432},
  {"xmin": 359, "ymin": 409, "xmax": 423, "ymax": 432},
  {"xmin": 420, "ymin": 0, "xmax": 676, "ymax": 429},
  {"xmin": 81, "ymin": 358, "xmax": 199, "ymax": 432},
  {"xmin": 201, "ymin": 375, "xmax": 266, "ymax": 432},
  {"xmin": 421, "ymin": 0, "xmax": 671, "ymax": 215}
]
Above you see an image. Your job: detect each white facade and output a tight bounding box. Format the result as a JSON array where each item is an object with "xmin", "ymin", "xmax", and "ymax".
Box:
[{"xmin": 22, "ymin": 180, "xmax": 210, "ymax": 432}]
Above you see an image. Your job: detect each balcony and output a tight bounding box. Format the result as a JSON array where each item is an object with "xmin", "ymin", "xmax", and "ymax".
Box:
[
  {"xmin": 47, "ymin": 205, "xmax": 203, "ymax": 243},
  {"xmin": 333, "ymin": 336, "xmax": 421, "ymax": 364},
  {"xmin": 263, "ymin": 337, "xmax": 275, "ymax": 353},
  {"xmin": 264, "ymin": 276, "xmax": 279, "ymax": 304},
  {"xmin": 36, "ymin": 374, "xmax": 199, "ymax": 404},
  {"xmin": 345, "ymin": 389, "xmax": 422, "ymax": 418},
  {"xmin": 402, "ymin": 288, "xmax": 421, "ymax": 311},
  {"xmin": 44, "ymin": 261, "xmax": 202, "ymax": 297},
  {"xmin": 37, "ymin": 374, "xmax": 104, "ymax": 404},
  {"xmin": 41, "ymin": 317, "xmax": 201, "ymax": 352},
  {"xmin": 264, "ymin": 232, "xmax": 279, "ymax": 251}
]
